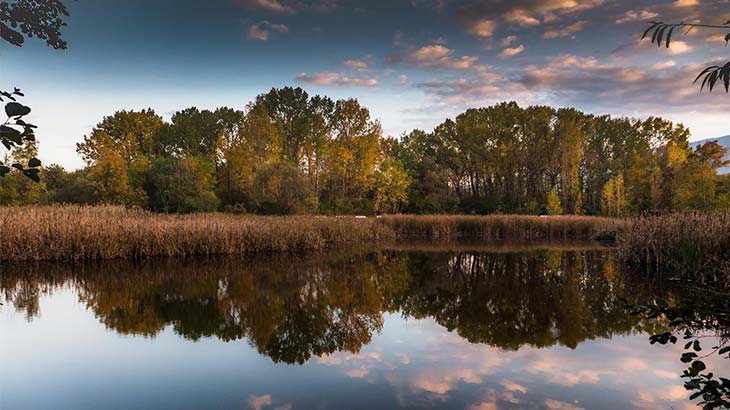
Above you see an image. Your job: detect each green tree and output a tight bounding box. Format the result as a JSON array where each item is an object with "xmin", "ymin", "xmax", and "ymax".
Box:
[
  {"xmin": 77, "ymin": 109, "xmax": 164, "ymax": 205},
  {"xmin": 148, "ymin": 156, "xmax": 219, "ymax": 213}
]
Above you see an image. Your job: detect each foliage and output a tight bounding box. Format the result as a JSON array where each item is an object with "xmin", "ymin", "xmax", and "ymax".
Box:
[
  {"xmin": 252, "ymin": 162, "xmax": 316, "ymax": 215},
  {"xmin": 0, "ymin": 0, "xmax": 69, "ymax": 49},
  {"xmin": 1, "ymin": 88, "xmax": 41, "ymax": 182},
  {"xmin": 373, "ymin": 159, "xmax": 410, "ymax": 214},
  {"xmin": 546, "ymin": 188, "xmax": 563, "ymax": 215},
  {"xmin": 642, "ymin": 20, "xmax": 730, "ymax": 92},
  {"xmin": 633, "ymin": 294, "xmax": 730, "ymax": 409},
  {"xmin": 147, "ymin": 156, "xmax": 219, "ymax": 213}
]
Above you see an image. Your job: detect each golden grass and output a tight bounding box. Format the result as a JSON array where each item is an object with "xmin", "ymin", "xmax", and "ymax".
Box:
[
  {"xmin": 0, "ymin": 206, "xmax": 624, "ymax": 262},
  {"xmin": 617, "ymin": 210, "xmax": 730, "ymax": 284},
  {"xmin": 0, "ymin": 205, "xmax": 393, "ymax": 261},
  {"xmin": 380, "ymin": 214, "xmax": 623, "ymax": 242}
]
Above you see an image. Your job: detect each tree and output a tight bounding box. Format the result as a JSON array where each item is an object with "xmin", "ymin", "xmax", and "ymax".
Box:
[
  {"xmin": 642, "ymin": 20, "xmax": 730, "ymax": 92},
  {"xmin": 546, "ymin": 188, "xmax": 563, "ymax": 215},
  {"xmin": 252, "ymin": 162, "xmax": 316, "ymax": 215},
  {"xmin": 601, "ymin": 175, "xmax": 628, "ymax": 217},
  {"xmin": 373, "ymin": 159, "xmax": 410, "ymax": 214},
  {"xmin": 147, "ymin": 156, "xmax": 219, "ymax": 213},
  {"xmin": 77, "ymin": 110, "xmax": 164, "ymax": 205},
  {"xmin": 321, "ymin": 99, "xmax": 381, "ymax": 214}
]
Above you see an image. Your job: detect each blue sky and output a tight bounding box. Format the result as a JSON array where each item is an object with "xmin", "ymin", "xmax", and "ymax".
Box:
[{"xmin": 3, "ymin": 0, "xmax": 730, "ymax": 169}]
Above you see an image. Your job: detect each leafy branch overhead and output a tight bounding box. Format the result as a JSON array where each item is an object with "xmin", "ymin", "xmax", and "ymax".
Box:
[
  {"xmin": 642, "ymin": 20, "xmax": 730, "ymax": 93},
  {"xmin": 0, "ymin": 0, "xmax": 69, "ymax": 49},
  {"xmin": 1, "ymin": 88, "xmax": 42, "ymax": 182}
]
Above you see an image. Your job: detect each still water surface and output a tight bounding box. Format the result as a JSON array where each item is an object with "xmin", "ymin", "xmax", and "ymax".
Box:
[{"xmin": 1, "ymin": 248, "xmax": 726, "ymax": 410}]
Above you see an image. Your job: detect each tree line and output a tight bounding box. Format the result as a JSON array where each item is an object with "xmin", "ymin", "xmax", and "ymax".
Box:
[{"xmin": 2, "ymin": 87, "xmax": 728, "ymax": 215}]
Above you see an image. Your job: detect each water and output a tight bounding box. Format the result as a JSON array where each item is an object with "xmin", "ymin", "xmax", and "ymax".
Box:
[{"xmin": 1, "ymin": 248, "xmax": 727, "ymax": 410}]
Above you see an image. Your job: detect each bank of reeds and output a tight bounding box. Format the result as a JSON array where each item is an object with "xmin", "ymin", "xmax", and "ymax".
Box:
[
  {"xmin": 380, "ymin": 214, "xmax": 623, "ymax": 242},
  {"xmin": 617, "ymin": 210, "xmax": 730, "ymax": 286},
  {"xmin": 0, "ymin": 205, "xmax": 393, "ymax": 261},
  {"xmin": 0, "ymin": 206, "xmax": 623, "ymax": 262}
]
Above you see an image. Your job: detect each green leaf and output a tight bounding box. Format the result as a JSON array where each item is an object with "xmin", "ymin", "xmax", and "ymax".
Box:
[
  {"xmin": 28, "ymin": 158, "xmax": 41, "ymax": 168},
  {"xmin": 0, "ymin": 165, "xmax": 10, "ymax": 177},
  {"xmin": 4, "ymin": 102, "xmax": 31, "ymax": 118},
  {"xmin": 692, "ymin": 360, "xmax": 706, "ymax": 372},
  {"xmin": 693, "ymin": 340, "xmax": 702, "ymax": 351},
  {"xmin": 23, "ymin": 169, "xmax": 40, "ymax": 183},
  {"xmin": 718, "ymin": 346, "xmax": 730, "ymax": 355}
]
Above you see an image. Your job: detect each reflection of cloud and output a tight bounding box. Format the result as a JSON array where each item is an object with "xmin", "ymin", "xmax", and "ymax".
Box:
[
  {"xmin": 545, "ymin": 399, "xmax": 586, "ymax": 410},
  {"xmin": 247, "ymin": 394, "xmax": 292, "ymax": 410},
  {"xmin": 469, "ymin": 403, "xmax": 497, "ymax": 410},
  {"xmin": 499, "ymin": 379, "xmax": 527, "ymax": 393},
  {"xmin": 248, "ymin": 395, "xmax": 272, "ymax": 410},
  {"xmin": 527, "ymin": 355, "xmax": 604, "ymax": 386},
  {"xmin": 410, "ymin": 368, "xmax": 481, "ymax": 394}
]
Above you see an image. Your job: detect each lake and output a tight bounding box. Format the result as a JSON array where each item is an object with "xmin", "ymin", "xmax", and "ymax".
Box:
[{"xmin": 1, "ymin": 247, "xmax": 727, "ymax": 410}]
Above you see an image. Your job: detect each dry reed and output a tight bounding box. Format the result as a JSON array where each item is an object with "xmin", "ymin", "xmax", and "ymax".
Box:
[
  {"xmin": 0, "ymin": 206, "xmax": 624, "ymax": 262},
  {"xmin": 379, "ymin": 214, "xmax": 623, "ymax": 242},
  {"xmin": 0, "ymin": 205, "xmax": 393, "ymax": 261},
  {"xmin": 617, "ymin": 210, "xmax": 730, "ymax": 285}
]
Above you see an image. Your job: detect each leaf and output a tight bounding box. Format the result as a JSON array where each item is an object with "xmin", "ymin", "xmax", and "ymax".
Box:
[
  {"xmin": 693, "ymin": 340, "xmax": 702, "ymax": 351},
  {"xmin": 681, "ymin": 352, "xmax": 698, "ymax": 363},
  {"xmin": 4, "ymin": 102, "xmax": 31, "ymax": 118},
  {"xmin": 0, "ymin": 165, "xmax": 9, "ymax": 177},
  {"xmin": 28, "ymin": 158, "xmax": 41, "ymax": 168},
  {"xmin": 23, "ymin": 168, "xmax": 40, "ymax": 183},
  {"xmin": 666, "ymin": 26, "xmax": 674, "ymax": 48},
  {"xmin": 0, "ymin": 125, "xmax": 22, "ymax": 144},
  {"xmin": 718, "ymin": 346, "xmax": 730, "ymax": 355},
  {"xmin": 692, "ymin": 360, "xmax": 706, "ymax": 372}
]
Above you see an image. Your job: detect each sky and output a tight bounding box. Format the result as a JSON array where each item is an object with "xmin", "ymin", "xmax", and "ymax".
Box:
[{"xmin": 2, "ymin": 0, "xmax": 730, "ymax": 169}]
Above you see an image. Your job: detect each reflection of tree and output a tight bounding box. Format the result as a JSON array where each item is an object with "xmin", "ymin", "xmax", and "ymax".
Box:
[
  {"xmin": 397, "ymin": 251, "xmax": 661, "ymax": 349},
  {"xmin": 1, "ymin": 253, "xmax": 409, "ymax": 364},
  {"xmin": 1, "ymin": 250, "xmax": 665, "ymax": 363}
]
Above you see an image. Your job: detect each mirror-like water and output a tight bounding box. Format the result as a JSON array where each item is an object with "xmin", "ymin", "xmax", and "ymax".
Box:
[{"xmin": 1, "ymin": 249, "xmax": 727, "ymax": 410}]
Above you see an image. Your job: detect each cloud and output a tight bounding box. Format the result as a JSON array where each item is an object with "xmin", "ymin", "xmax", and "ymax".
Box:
[
  {"xmin": 469, "ymin": 19, "xmax": 498, "ymax": 38},
  {"xmin": 652, "ymin": 60, "xmax": 676, "ymax": 70},
  {"xmin": 504, "ymin": 9, "xmax": 541, "ymax": 26},
  {"xmin": 500, "ymin": 35, "xmax": 518, "ymax": 47},
  {"xmin": 410, "ymin": 44, "xmax": 480, "ymax": 70},
  {"xmin": 667, "ymin": 40, "xmax": 693, "ymax": 54},
  {"xmin": 616, "ymin": 9, "xmax": 659, "ymax": 24},
  {"xmin": 297, "ymin": 72, "xmax": 378, "ymax": 86},
  {"xmin": 498, "ymin": 45, "xmax": 525, "ymax": 59},
  {"xmin": 247, "ymin": 21, "xmax": 288, "ymax": 41},
  {"xmin": 544, "ymin": 21, "xmax": 588, "ymax": 39},
  {"xmin": 674, "ymin": 0, "xmax": 699, "ymax": 7},
  {"xmin": 342, "ymin": 59, "xmax": 369, "ymax": 70},
  {"xmin": 236, "ymin": 0, "xmax": 338, "ymax": 14},
  {"xmin": 237, "ymin": 0, "xmax": 294, "ymax": 14},
  {"xmin": 458, "ymin": 0, "xmax": 605, "ymax": 38}
]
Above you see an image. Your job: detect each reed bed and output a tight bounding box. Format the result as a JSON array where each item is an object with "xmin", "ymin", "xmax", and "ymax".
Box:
[
  {"xmin": 0, "ymin": 205, "xmax": 394, "ymax": 261},
  {"xmin": 0, "ymin": 206, "xmax": 624, "ymax": 262},
  {"xmin": 617, "ymin": 210, "xmax": 730, "ymax": 285},
  {"xmin": 379, "ymin": 214, "xmax": 623, "ymax": 242}
]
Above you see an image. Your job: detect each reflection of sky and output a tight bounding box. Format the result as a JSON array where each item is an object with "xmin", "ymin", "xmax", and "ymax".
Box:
[{"xmin": 1, "ymin": 290, "xmax": 726, "ymax": 410}]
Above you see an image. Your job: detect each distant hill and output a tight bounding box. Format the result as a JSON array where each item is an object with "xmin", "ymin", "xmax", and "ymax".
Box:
[{"xmin": 690, "ymin": 135, "xmax": 730, "ymax": 175}]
